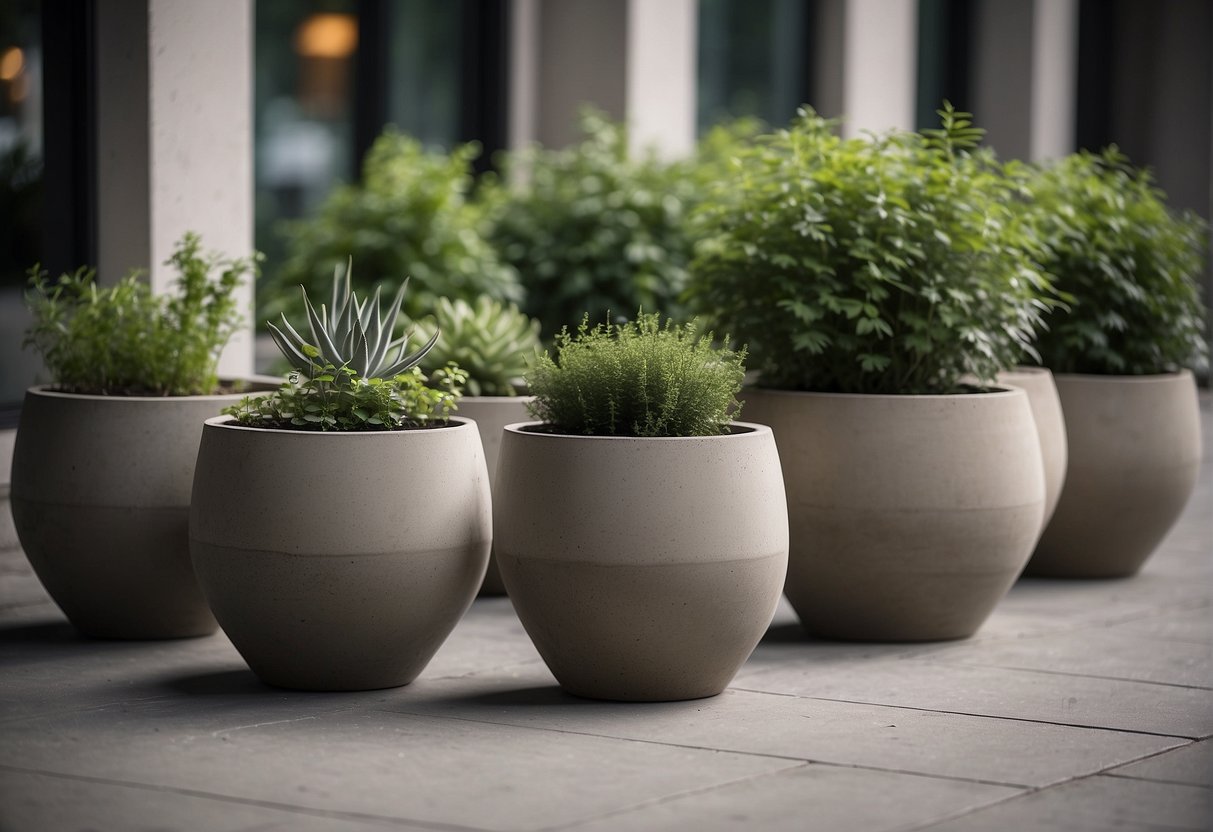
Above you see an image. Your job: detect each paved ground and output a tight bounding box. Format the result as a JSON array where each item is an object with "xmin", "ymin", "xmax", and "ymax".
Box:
[{"xmin": 1, "ymin": 399, "xmax": 1210, "ymax": 832}]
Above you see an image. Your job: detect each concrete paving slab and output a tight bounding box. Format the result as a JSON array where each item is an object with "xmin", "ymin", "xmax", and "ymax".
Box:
[
  {"xmin": 916, "ymin": 775, "xmax": 1212, "ymax": 832},
  {"xmin": 1108, "ymin": 740, "xmax": 1213, "ymax": 788},
  {"xmin": 0, "ymin": 700, "xmax": 799, "ymax": 832},
  {"xmin": 1100, "ymin": 606, "xmax": 1213, "ymax": 646},
  {"xmin": 0, "ymin": 768, "xmax": 422, "ymax": 832},
  {"xmin": 384, "ymin": 664, "xmax": 1183, "ymax": 788},
  {"xmin": 570, "ymin": 762, "xmax": 1020, "ymax": 832}
]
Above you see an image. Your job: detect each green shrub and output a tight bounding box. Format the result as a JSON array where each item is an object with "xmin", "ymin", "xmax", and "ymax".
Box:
[
  {"xmin": 687, "ymin": 105, "xmax": 1055, "ymax": 395},
  {"xmin": 1026, "ymin": 148, "xmax": 1208, "ymax": 375},
  {"xmin": 24, "ymin": 232, "xmax": 257, "ymax": 396},
  {"xmin": 526, "ymin": 312, "xmax": 745, "ymax": 437},
  {"xmin": 229, "ymin": 266, "xmax": 464, "ymax": 431},
  {"xmin": 411, "ymin": 296, "xmax": 541, "ymax": 396},
  {"xmin": 261, "ymin": 130, "xmax": 521, "ymax": 326},
  {"xmin": 487, "ymin": 111, "xmax": 752, "ymax": 336}
]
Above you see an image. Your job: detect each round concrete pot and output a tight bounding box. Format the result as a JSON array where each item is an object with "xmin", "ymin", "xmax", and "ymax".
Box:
[
  {"xmin": 996, "ymin": 367, "xmax": 1068, "ymax": 533},
  {"xmin": 10, "ymin": 382, "xmax": 274, "ymax": 639},
  {"xmin": 743, "ymin": 386, "xmax": 1045, "ymax": 642},
  {"xmin": 454, "ymin": 395, "xmax": 534, "ymax": 596},
  {"xmin": 494, "ymin": 422, "xmax": 788, "ymax": 702},
  {"xmin": 189, "ymin": 416, "xmax": 491, "ymax": 691},
  {"xmin": 1026, "ymin": 371, "xmax": 1201, "ymax": 578}
]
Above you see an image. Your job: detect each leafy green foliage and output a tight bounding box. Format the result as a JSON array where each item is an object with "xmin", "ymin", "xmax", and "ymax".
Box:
[
  {"xmin": 230, "ymin": 267, "xmax": 464, "ymax": 431},
  {"xmin": 1026, "ymin": 148, "xmax": 1208, "ymax": 375},
  {"xmin": 526, "ymin": 313, "xmax": 745, "ymax": 437},
  {"xmin": 687, "ymin": 105, "xmax": 1056, "ymax": 395},
  {"xmin": 223, "ymin": 358, "xmax": 465, "ymax": 431},
  {"xmin": 268, "ymin": 261, "xmax": 438, "ymax": 379},
  {"xmin": 261, "ymin": 130, "xmax": 521, "ymax": 325},
  {"xmin": 411, "ymin": 296, "xmax": 542, "ymax": 397},
  {"xmin": 486, "ymin": 110, "xmax": 755, "ymax": 337},
  {"xmin": 24, "ymin": 232, "xmax": 257, "ymax": 396}
]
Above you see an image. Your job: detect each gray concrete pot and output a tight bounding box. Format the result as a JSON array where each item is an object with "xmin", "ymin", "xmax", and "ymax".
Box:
[
  {"xmin": 494, "ymin": 422, "xmax": 788, "ymax": 702},
  {"xmin": 454, "ymin": 395, "xmax": 534, "ymax": 596},
  {"xmin": 996, "ymin": 367, "xmax": 1068, "ymax": 533},
  {"xmin": 744, "ymin": 387, "xmax": 1045, "ymax": 642},
  {"xmin": 189, "ymin": 416, "xmax": 491, "ymax": 691},
  {"xmin": 10, "ymin": 383, "xmax": 273, "ymax": 639},
  {"xmin": 1027, "ymin": 371, "xmax": 1201, "ymax": 578}
]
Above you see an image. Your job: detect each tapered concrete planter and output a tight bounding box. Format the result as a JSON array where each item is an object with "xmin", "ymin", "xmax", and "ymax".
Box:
[
  {"xmin": 996, "ymin": 367, "xmax": 1068, "ymax": 532},
  {"xmin": 10, "ymin": 383, "xmax": 273, "ymax": 639},
  {"xmin": 494, "ymin": 422, "xmax": 788, "ymax": 701},
  {"xmin": 455, "ymin": 396, "xmax": 534, "ymax": 595},
  {"xmin": 1027, "ymin": 371, "xmax": 1201, "ymax": 578},
  {"xmin": 189, "ymin": 416, "xmax": 491, "ymax": 691},
  {"xmin": 744, "ymin": 387, "xmax": 1045, "ymax": 642}
]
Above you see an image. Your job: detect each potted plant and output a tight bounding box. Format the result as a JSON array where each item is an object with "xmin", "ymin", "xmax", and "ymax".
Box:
[
  {"xmin": 1024, "ymin": 148, "xmax": 1208, "ymax": 578},
  {"xmin": 189, "ymin": 265, "xmax": 491, "ymax": 691},
  {"xmin": 494, "ymin": 313, "xmax": 788, "ymax": 701},
  {"xmin": 688, "ymin": 106, "xmax": 1054, "ymax": 641},
  {"xmin": 410, "ymin": 296, "xmax": 542, "ymax": 595},
  {"xmin": 11, "ymin": 233, "xmax": 267, "ymax": 639}
]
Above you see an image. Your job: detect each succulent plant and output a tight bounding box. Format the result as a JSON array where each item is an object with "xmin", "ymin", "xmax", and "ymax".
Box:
[
  {"xmin": 268, "ymin": 261, "xmax": 438, "ymax": 379},
  {"xmin": 412, "ymin": 297, "xmax": 542, "ymax": 396}
]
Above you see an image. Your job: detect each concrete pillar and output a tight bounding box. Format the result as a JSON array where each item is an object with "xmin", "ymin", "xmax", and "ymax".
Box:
[
  {"xmin": 511, "ymin": 0, "xmax": 697, "ymax": 158},
  {"xmin": 94, "ymin": 0, "xmax": 254, "ymax": 376}
]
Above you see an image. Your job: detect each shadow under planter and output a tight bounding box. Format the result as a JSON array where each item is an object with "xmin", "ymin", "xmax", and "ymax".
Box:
[
  {"xmin": 494, "ymin": 422, "xmax": 789, "ymax": 702},
  {"xmin": 1027, "ymin": 371, "xmax": 1202, "ymax": 578},
  {"xmin": 744, "ymin": 386, "xmax": 1045, "ymax": 642}
]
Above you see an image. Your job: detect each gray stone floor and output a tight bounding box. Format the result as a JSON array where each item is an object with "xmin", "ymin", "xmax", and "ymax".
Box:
[{"xmin": 1, "ymin": 400, "xmax": 1211, "ymax": 832}]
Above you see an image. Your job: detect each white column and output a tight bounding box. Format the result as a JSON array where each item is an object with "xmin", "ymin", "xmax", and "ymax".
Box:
[
  {"xmin": 1030, "ymin": 0, "xmax": 1079, "ymax": 161},
  {"xmin": 841, "ymin": 0, "xmax": 918, "ymax": 137},
  {"xmin": 94, "ymin": 0, "xmax": 254, "ymax": 376},
  {"xmin": 626, "ymin": 0, "xmax": 697, "ymax": 158}
]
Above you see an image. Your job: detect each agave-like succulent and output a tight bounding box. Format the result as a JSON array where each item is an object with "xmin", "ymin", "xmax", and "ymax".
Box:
[
  {"xmin": 268, "ymin": 261, "xmax": 439, "ymax": 379},
  {"xmin": 412, "ymin": 297, "xmax": 541, "ymax": 396}
]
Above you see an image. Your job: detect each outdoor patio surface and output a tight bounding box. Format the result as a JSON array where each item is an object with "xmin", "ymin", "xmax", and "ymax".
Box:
[{"xmin": 1, "ymin": 398, "xmax": 1210, "ymax": 832}]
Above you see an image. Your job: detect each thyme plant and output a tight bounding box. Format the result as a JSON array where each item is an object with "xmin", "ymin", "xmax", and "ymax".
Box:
[
  {"xmin": 526, "ymin": 313, "xmax": 745, "ymax": 437},
  {"xmin": 688, "ymin": 105, "xmax": 1056, "ymax": 395},
  {"xmin": 24, "ymin": 232, "xmax": 257, "ymax": 396},
  {"xmin": 1026, "ymin": 148, "xmax": 1208, "ymax": 375}
]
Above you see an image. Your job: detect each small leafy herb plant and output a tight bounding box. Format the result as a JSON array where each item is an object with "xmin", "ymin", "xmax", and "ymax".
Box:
[
  {"xmin": 225, "ymin": 264, "xmax": 465, "ymax": 431},
  {"xmin": 24, "ymin": 232, "xmax": 258, "ymax": 396},
  {"xmin": 526, "ymin": 312, "xmax": 745, "ymax": 437},
  {"xmin": 688, "ymin": 105, "xmax": 1055, "ymax": 395},
  {"xmin": 1026, "ymin": 148, "xmax": 1208, "ymax": 375},
  {"xmin": 410, "ymin": 297, "xmax": 542, "ymax": 397}
]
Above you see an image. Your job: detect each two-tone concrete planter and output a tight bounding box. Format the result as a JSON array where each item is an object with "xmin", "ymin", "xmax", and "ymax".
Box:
[
  {"xmin": 454, "ymin": 395, "xmax": 534, "ymax": 595},
  {"xmin": 744, "ymin": 386, "xmax": 1045, "ymax": 641},
  {"xmin": 1028, "ymin": 371, "xmax": 1201, "ymax": 578},
  {"xmin": 10, "ymin": 382, "xmax": 274, "ymax": 639},
  {"xmin": 494, "ymin": 422, "xmax": 788, "ymax": 701},
  {"xmin": 996, "ymin": 367, "xmax": 1068, "ymax": 533},
  {"xmin": 189, "ymin": 416, "xmax": 491, "ymax": 691}
]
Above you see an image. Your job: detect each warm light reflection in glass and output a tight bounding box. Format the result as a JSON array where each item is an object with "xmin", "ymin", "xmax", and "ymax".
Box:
[
  {"xmin": 0, "ymin": 47, "xmax": 24, "ymax": 81},
  {"xmin": 294, "ymin": 14, "xmax": 357, "ymax": 59}
]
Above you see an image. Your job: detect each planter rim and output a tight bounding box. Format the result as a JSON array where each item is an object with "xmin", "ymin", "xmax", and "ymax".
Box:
[
  {"xmin": 456, "ymin": 394, "xmax": 536, "ymax": 405},
  {"xmin": 202, "ymin": 414, "xmax": 476, "ymax": 436},
  {"xmin": 744, "ymin": 385, "xmax": 1024, "ymax": 402},
  {"xmin": 502, "ymin": 420, "xmax": 769, "ymax": 442},
  {"xmin": 1049, "ymin": 369, "xmax": 1193, "ymax": 384},
  {"xmin": 25, "ymin": 376, "xmax": 280, "ymax": 403}
]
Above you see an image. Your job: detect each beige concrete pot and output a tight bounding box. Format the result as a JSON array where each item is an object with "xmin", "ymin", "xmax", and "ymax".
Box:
[
  {"xmin": 1027, "ymin": 371, "xmax": 1201, "ymax": 578},
  {"xmin": 189, "ymin": 416, "xmax": 491, "ymax": 691},
  {"xmin": 996, "ymin": 367, "xmax": 1068, "ymax": 532},
  {"xmin": 10, "ymin": 383, "xmax": 273, "ymax": 638},
  {"xmin": 454, "ymin": 395, "xmax": 534, "ymax": 596},
  {"xmin": 744, "ymin": 387, "xmax": 1045, "ymax": 641},
  {"xmin": 494, "ymin": 422, "xmax": 788, "ymax": 701}
]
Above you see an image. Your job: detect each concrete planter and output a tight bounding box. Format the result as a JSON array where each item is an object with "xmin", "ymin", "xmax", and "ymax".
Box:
[
  {"xmin": 189, "ymin": 416, "xmax": 491, "ymax": 691},
  {"xmin": 1027, "ymin": 371, "xmax": 1201, "ymax": 578},
  {"xmin": 454, "ymin": 395, "xmax": 534, "ymax": 595},
  {"xmin": 494, "ymin": 422, "xmax": 788, "ymax": 701},
  {"xmin": 10, "ymin": 383, "xmax": 272, "ymax": 639},
  {"xmin": 744, "ymin": 387, "xmax": 1045, "ymax": 641},
  {"xmin": 996, "ymin": 367, "xmax": 1068, "ymax": 533}
]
